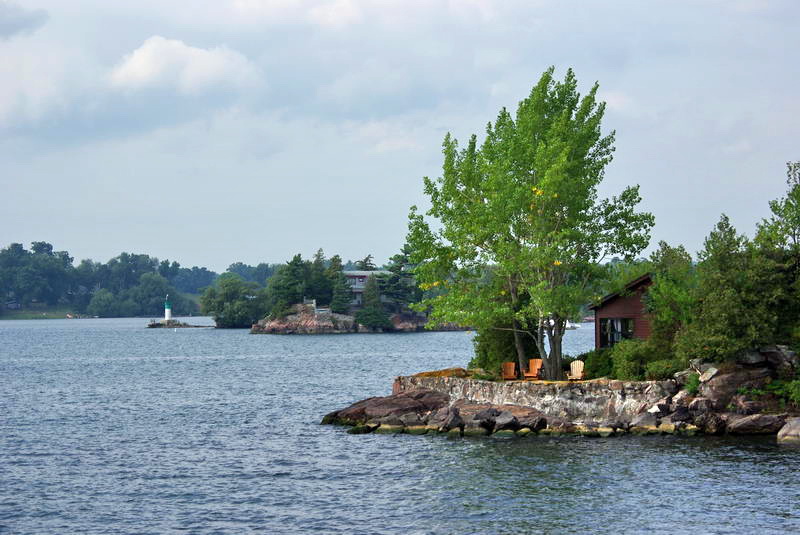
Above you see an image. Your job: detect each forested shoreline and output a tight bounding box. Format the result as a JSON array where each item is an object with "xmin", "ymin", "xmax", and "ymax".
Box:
[{"xmin": 0, "ymin": 243, "xmax": 419, "ymax": 323}]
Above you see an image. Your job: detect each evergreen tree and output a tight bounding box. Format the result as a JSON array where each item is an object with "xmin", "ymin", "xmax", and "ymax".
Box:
[
  {"xmin": 355, "ymin": 254, "xmax": 376, "ymax": 271},
  {"xmin": 330, "ymin": 274, "xmax": 352, "ymax": 314},
  {"xmin": 308, "ymin": 248, "xmax": 332, "ymax": 305},
  {"xmin": 266, "ymin": 254, "xmax": 308, "ymax": 307},
  {"xmin": 355, "ymin": 274, "xmax": 392, "ymax": 330}
]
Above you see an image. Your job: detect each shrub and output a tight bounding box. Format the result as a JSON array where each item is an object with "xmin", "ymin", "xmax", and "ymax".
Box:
[
  {"xmin": 355, "ymin": 307, "xmax": 393, "ymax": 330},
  {"xmin": 610, "ymin": 339, "xmax": 657, "ymax": 381},
  {"xmin": 786, "ymin": 380, "xmax": 800, "ymax": 404},
  {"xmin": 644, "ymin": 358, "xmax": 684, "ymax": 380},
  {"xmin": 684, "ymin": 372, "xmax": 700, "ymax": 395},
  {"xmin": 580, "ymin": 348, "xmax": 613, "ymax": 379}
]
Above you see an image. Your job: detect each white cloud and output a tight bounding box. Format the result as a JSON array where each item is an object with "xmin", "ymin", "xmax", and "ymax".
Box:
[
  {"xmin": 308, "ymin": 0, "xmax": 362, "ymax": 28},
  {"xmin": 110, "ymin": 36, "xmax": 261, "ymax": 95}
]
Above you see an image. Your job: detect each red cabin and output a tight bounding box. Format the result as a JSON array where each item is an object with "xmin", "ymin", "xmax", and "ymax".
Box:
[{"xmin": 589, "ymin": 273, "xmax": 652, "ymax": 350}]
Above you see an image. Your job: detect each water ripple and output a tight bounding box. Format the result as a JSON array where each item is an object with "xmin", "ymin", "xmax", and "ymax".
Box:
[{"xmin": 1, "ymin": 319, "xmax": 798, "ymax": 534}]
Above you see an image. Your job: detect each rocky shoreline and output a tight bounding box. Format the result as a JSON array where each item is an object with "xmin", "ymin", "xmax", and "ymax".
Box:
[
  {"xmin": 251, "ymin": 304, "xmax": 466, "ymax": 334},
  {"xmin": 322, "ymin": 346, "xmax": 800, "ymax": 444},
  {"xmin": 146, "ymin": 319, "xmax": 210, "ymax": 328}
]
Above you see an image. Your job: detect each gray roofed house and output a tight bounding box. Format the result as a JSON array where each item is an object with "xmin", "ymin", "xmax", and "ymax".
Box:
[{"xmin": 342, "ymin": 270, "xmax": 391, "ymax": 306}]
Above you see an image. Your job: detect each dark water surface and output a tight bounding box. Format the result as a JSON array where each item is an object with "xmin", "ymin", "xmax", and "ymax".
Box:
[{"xmin": 1, "ymin": 319, "xmax": 798, "ymax": 534}]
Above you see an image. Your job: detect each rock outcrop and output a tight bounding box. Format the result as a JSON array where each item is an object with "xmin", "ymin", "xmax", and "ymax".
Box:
[
  {"xmin": 252, "ymin": 304, "xmax": 358, "ymax": 334},
  {"xmin": 251, "ymin": 305, "xmax": 463, "ymax": 334},
  {"xmin": 393, "ymin": 375, "xmax": 677, "ymax": 425},
  {"xmin": 324, "ymin": 345, "xmax": 799, "ymax": 440}
]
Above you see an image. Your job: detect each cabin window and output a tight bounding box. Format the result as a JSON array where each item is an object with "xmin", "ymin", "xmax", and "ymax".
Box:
[{"xmin": 599, "ymin": 318, "xmax": 635, "ymax": 348}]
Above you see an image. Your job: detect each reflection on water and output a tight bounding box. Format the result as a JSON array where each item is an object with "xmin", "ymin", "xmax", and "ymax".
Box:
[{"xmin": 0, "ymin": 318, "xmax": 797, "ymax": 534}]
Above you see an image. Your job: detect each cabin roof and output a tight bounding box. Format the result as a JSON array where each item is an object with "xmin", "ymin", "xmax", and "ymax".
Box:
[
  {"xmin": 588, "ymin": 273, "xmax": 652, "ymax": 311},
  {"xmin": 342, "ymin": 270, "xmax": 391, "ymax": 277}
]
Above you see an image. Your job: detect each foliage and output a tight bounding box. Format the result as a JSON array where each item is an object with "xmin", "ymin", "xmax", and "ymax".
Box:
[
  {"xmin": 266, "ymin": 254, "xmax": 308, "ymax": 308},
  {"xmin": 329, "ymin": 274, "xmax": 352, "ymax": 314},
  {"xmin": 610, "ymin": 339, "xmax": 659, "ymax": 381},
  {"xmin": 200, "ymin": 273, "xmax": 267, "ymax": 328},
  {"xmin": 469, "ymin": 324, "xmax": 538, "ymax": 375},
  {"xmin": 86, "ymin": 288, "xmax": 117, "ymax": 317},
  {"xmin": 645, "ymin": 241, "xmax": 696, "ymax": 348},
  {"xmin": 307, "ymin": 249, "xmax": 333, "ymax": 306},
  {"xmin": 0, "ymin": 242, "xmax": 209, "ymax": 317},
  {"xmin": 580, "ymin": 348, "xmax": 613, "ymax": 379},
  {"xmin": 226, "ymin": 262, "xmax": 277, "ymax": 286},
  {"xmin": 354, "ymin": 275, "xmax": 392, "ymax": 330},
  {"xmin": 674, "ymin": 215, "xmax": 787, "ymax": 362},
  {"xmin": 407, "ymin": 67, "xmax": 653, "ymax": 379},
  {"xmin": 355, "ymin": 255, "xmax": 376, "ymax": 271},
  {"xmin": 684, "ymin": 373, "xmax": 700, "ymax": 395},
  {"xmin": 738, "ymin": 378, "xmax": 800, "ymax": 406},
  {"xmin": 377, "ymin": 244, "xmax": 423, "ymax": 312},
  {"xmin": 644, "ymin": 359, "xmax": 684, "ymax": 380}
]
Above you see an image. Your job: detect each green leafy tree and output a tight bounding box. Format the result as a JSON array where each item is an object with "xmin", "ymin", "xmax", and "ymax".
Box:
[
  {"xmin": 355, "ymin": 274, "xmax": 392, "ymax": 330},
  {"xmin": 86, "ymin": 288, "xmax": 118, "ymax": 317},
  {"xmin": 407, "ymin": 67, "xmax": 653, "ymax": 379},
  {"xmin": 200, "ymin": 273, "xmax": 267, "ymax": 328}
]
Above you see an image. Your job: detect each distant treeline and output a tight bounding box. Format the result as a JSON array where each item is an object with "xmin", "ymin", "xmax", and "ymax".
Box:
[{"xmin": 0, "ymin": 241, "xmax": 417, "ymax": 321}]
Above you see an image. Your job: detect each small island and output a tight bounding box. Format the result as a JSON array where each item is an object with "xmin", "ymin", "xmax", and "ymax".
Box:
[{"xmin": 146, "ymin": 295, "xmax": 210, "ymax": 328}]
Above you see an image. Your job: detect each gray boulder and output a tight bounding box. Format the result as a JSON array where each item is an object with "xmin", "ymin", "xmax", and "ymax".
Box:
[
  {"xmin": 690, "ymin": 358, "xmax": 713, "ymax": 372},
  {"xmin": 698, "ymin": 368, "xmax": 771, "ymax": 410},
  {"xmin": 493, "ymin": 411, "xmax": 520, "ymax": 431},
  {"xmin": 673, "ymin": 369, "xmax": 694, "ymax": 386},
  {"xmin": 761, "ymin": 345, "xmax": 799, "ymax": 374},
  {"xmin": 693, "ymin": 412, "xmax": 726, "ymax": 434},
  {"xmin": 688, "ymin": 397, "xmax": 713, "ymax": 414},
  {"xmin": 737, "ymin": 351, "xmax": 767, "ymax": 366},
  {"xmin": 730, "ymin": 394, "xmax": 763, "ymax": 416},
  {"xmin": 670, "ymin": 406, "xmax": 692, "ymax": 423},
  {"xmin": 631, "ymin": 412, "xmax": 658, "ymax": 428},
  {"xmin": 777, "ymin": 417, "xmax": 800, "ymax": 445},
  {"xmin": 428, "ymin": 406, "xmax": 464, "ymax": 431},
  {"xmin": 698, "ymin": 367, "xmax": 719, "ymax": 383},
  {"xmin": 726, "ymin": 413, "xmax": 788, "ymax": 435},
  {"xmin": 670, "ymin": 390, "xmax": 692, "ymax": 411}
]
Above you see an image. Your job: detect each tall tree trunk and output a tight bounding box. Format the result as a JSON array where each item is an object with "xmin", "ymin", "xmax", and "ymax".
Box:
[
  {"xmin": 511, "ymin": 318, "xmax": 528, "ymax": 377},
  {"xmin": 509, "ymin": 279, "xmax": 528, "ymax": 376},
  {"xmin": 535, "ymin": 317, "xmax": 548, "ymax": 359},
  {"xmin": 542, "ymin": 317, "xmax": 564, "ymax": 380}
]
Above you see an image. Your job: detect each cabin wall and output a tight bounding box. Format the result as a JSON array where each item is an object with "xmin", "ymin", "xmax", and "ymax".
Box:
[{"xmin": 593, "ymin": 288, "xmax": 651, "ymax": 349}]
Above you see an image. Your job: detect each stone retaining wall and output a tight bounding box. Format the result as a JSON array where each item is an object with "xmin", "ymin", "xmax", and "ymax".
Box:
[{"xmin": 394, "ymin": 376, "xmax": 678, "ymax": 425}]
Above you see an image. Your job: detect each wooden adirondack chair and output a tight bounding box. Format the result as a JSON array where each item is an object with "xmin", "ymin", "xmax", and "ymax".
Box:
[
  {"xmin": 501, "ymin": 362, "xmax": 517, "ymax": 380},
  {"xmin": 566, "ymin": 360, "xmax": 585, "ymax": 381},
  {"xmin": 523, "ymin": 358, "xmax": 543, "ymax": 380}
]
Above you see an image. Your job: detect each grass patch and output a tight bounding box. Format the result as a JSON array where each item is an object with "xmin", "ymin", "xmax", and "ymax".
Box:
[{"xmin": 0, "ymin": 305, "xmax": 77, "ymax": 320}]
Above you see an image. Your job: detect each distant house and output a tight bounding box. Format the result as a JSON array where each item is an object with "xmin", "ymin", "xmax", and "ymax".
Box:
[
  {"xmin": 342, "ymin": 270, "xmax": 391, "ymax": 306},
  {"xmin": 588, "ymin": 273, "xmax": 652, "ymax": 350}
]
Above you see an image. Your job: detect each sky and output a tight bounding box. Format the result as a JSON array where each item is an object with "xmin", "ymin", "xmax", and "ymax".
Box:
[{"xmin": 0, "ymin": 0, "xmax": 798, "ymax": 272}]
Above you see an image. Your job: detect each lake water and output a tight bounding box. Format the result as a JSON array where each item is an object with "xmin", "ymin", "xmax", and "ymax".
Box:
[{"xmin": 1, "ymin": 318, "xmax": 798, "ymax": 534}]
